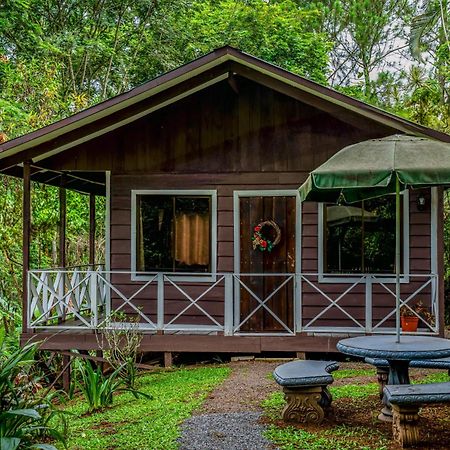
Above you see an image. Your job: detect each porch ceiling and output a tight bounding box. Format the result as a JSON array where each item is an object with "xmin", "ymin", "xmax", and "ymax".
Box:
[{"xmin": 3, "ymin": 166, "xmax": 106, "ymax": 195}]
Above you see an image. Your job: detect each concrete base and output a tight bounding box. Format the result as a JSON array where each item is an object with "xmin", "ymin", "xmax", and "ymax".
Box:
[{"xmin": 282, "ymin": 386, "xmax": 325, "ymax": 424}]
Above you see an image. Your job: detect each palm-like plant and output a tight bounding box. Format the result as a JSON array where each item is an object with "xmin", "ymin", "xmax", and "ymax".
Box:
[
  {"xmin": 0, "ymin": 340, "xmax": 67, "ymax": 450},
  {"xmin": 75, "ymin": 359, "xmax": 151, "ymax": 413}
]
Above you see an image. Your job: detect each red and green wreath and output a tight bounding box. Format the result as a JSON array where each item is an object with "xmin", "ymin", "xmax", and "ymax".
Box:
[{"xmin": 252, "ymin": 220, "xmax": 281, "ymax": 252}]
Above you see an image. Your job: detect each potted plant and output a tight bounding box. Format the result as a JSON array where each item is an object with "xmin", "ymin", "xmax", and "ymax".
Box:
[{"xmin": 400, "ymin": 301, "xmax": 435, "ymax": 332}]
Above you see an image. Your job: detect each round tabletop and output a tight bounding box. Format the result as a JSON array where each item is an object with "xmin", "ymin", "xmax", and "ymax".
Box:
[{"xmin": 337, "ymin": 335, "xmax": 450, "ymax": 361}]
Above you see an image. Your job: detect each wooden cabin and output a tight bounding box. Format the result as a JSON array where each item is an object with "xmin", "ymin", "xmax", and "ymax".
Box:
[{"xmin": 1, "ymin": 46, "xmax": 449, "ymax": 356}]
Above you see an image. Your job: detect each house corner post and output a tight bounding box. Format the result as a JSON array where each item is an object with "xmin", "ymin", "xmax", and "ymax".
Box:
[{"xmin": 22, "ymin": 161, "xmax": 31, "ymax": 333}]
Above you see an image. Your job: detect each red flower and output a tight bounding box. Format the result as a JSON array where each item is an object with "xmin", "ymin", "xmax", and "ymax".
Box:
[
  {"xmin": 261, "ymin": 240, "xmax": 267, "ymax": 248},
  {"xmin": 254, "ymin": 226, "xmax": 261, "ymax": 232}
]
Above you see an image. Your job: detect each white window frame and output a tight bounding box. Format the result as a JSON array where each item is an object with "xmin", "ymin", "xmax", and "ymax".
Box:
[
  {"xmin": 317, "ymin": 190, "xmax": 410, "ymax": 283},
  {"xmin": 131, "ymin": 189, "xmax": 217, "ymax": 282}
]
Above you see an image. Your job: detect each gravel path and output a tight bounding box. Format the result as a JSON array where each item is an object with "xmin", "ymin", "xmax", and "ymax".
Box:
[
  {"xmin": 198, "ymin": 360, "xmax": 280, "ymax": 414},
  {"xmin": 178, "ymin": 412, "xmax": 274, "ymax": 450},
  {"xmin": 178, "ymin": 360, "xmax": 281, "ymax": 449}
]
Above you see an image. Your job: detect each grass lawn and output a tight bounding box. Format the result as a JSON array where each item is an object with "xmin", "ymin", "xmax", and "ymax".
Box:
[
  {"xmin": 262, "ymin": 366, "xmax": 450, "ymax": 450},
  {"xmin": 60, "ymin": 365, "xmax": 230, "ymax": 450}
]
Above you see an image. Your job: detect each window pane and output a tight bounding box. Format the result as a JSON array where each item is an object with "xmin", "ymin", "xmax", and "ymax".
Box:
[
  {"xmin": 136, "ymin": 195, "xmax": 211, "ymax": 273},
  {"xmin": 137, "ymin": 196, "xmax": 174, "ymax": 271},
  {"xmin": 174, "ymin": 197, "xmax": 210, "ymax": 272},
  {"xmin": 325, "ymin": 196, "xmax": 401, "ymax": 274}
]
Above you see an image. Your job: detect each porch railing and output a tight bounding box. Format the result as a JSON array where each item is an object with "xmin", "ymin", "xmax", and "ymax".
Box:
[{"xmin": 27, "ymin": 269, "xmax": 439, "ymax": 335}]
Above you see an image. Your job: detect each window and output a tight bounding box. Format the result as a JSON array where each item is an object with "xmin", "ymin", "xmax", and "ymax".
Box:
[
  {"xmin": 132, "ymin": 191, "xmax": 217, "ymax": 276},
  {"xmin": 321, "ymin": 194, "xmax": 408, "ymax": 275}
]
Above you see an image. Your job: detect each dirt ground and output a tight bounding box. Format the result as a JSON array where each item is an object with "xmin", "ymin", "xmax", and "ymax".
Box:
[
  {"xmin": 197, "ymin": 359, "xmax": 450, "ymax": 450},
  {"xmin": 197, "ymin": 360, "xmax": 280, "ymax": 414}
]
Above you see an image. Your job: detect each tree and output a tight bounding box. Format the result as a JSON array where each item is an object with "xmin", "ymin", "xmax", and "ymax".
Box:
[
  {"xmin": 320, "ymin": 0, "xmax": 414, "ymax": 100},
  {"xmin": 409, "ymin": 1, "xmax": 449, "ymax": 130}
]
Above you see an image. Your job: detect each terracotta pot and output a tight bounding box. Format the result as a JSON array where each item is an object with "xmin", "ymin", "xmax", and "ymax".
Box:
[{"xmin": 401, "ymin": 316, "xmax": 419, "ymax": 332}]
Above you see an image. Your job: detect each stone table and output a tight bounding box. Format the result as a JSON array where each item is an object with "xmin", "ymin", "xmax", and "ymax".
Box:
[{"xmin": 337, "ymin": 335, "xmax": 450, "ymax": 420}]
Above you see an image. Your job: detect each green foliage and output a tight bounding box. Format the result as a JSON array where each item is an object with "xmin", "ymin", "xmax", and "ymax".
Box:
[
  {"xmin": 96, "ymin": 314, "xmax": 143, "ymax": 391},
  {"xmin": 330, "ymin": 382, "xmax": 378, "ymax": 399},
  {"xmin": 264, "ymin": 424, "xmax": 388, "ymax": 450},
  {"xmin": 262, "ymin": 373, "xmax": 387, "ymax": 450},
  {"xmin": 415, "ymin": 371, "xmax": 450, "ymax": 383},
  {"xmin": 332, "ymin": 368, "xmax": 375, "ymax": 379},
  {"xmin": 64, "ymin": 366, "xmax": 230, "ymax": 449},
  {"xmin": 410, "ymin": 0, "xmax": 449, "ymax": 60},
  {"xmin": 0, "ymin": 340, "xmax": 66, "ymax": 449},
  {"xmin": 180, "ymin": 0, "xmax": 331, "ymax": 84},
  {"xmin": 261, "ymin": 391, "xmax": 285, "ymax": 420},
  {"xmin": 75, "ymin": 359, "xmax": 150, "ymax": 413}
]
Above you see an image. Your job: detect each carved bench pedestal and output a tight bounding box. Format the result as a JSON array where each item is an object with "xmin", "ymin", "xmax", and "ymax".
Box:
[
  {"xmin": 392, "ymin": 404, "xmax": 420, "ymax": 447},
  {"xmin": 282, "ymin": 386, "xmax": 325, "ymax": 424}
]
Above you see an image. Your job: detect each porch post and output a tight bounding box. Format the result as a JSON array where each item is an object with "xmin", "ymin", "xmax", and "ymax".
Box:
[
  {"xmin": 89, "ymin": 193, "xmax": 96, "ymax": 266},
  {"xmin": 395, "ymin": 177, "xmax": 401, "ymax": 343},
  {"xmin": 22, "ymin": 161, "xmax": 31, "ymax": 331},
  {"xmin": 59, "ymin": 179, "xmax": 66, "ymax": 268},
  {"xmin": 58, "ymin": 179, "xmax": 67, "ymax": 323},
  {"xmin": 437, "ymin": 187, "xmax": 445, "ymax": 336}
]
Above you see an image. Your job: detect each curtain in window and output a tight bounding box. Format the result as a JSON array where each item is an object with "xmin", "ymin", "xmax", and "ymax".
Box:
[{"xmin": 175, "ymin": 213, "xmax": 210, "ymax": 266}]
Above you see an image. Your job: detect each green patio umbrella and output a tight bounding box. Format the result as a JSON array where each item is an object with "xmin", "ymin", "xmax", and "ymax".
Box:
[{"xmin": 299, "ymin": 134, "xmax": 450, "ymax": 342}]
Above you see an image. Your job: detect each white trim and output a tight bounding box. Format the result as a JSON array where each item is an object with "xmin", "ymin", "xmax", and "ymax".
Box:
[
  {"xmin": 317, "ymin": 190, "xmax": 410, "ymax": 283},
  {"xmin": 431, "ymin": 187, "xmax": 438, "ymax": 275},
  {"xmin": 130, "ymin": 189, "xmax": 217, "ymax": 282},
  {"xmin": 233, "ymin": 190, "xmax": 302, "ymax": 331}
]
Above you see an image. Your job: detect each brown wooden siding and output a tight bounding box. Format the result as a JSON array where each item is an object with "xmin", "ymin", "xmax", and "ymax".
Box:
[{"xmin": 38, "ymin": 78, "xmax": 436, "ymax": 330}]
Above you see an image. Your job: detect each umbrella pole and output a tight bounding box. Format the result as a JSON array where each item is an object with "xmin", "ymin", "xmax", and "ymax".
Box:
[{"xmin": 395, "ymin": 177, "xmax": 401, "ymax": 343}]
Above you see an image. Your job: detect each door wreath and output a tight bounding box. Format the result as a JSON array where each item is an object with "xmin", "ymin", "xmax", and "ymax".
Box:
[{"xmin": 252, "ymin": 220, "xmax": 281, "ymax": 252}]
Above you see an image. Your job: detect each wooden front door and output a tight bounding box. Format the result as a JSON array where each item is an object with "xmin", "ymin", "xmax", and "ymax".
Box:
[{"xmin": 239, "ymin": 195, "xmax": 296, "ymax": 332}]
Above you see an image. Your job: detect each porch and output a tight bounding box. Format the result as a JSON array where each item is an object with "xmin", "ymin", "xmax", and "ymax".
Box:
[{"xmin": 27, "ymin": 267, "xmax": 439, "ymax": 338}]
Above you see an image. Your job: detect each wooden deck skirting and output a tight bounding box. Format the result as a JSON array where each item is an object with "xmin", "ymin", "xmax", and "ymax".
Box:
[{"xmin": 21, "ymin": 332, "xmax": 341, "ymax": 353}]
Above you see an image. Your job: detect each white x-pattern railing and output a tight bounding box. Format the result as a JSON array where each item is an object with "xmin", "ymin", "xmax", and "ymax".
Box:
[
  {"xmin": 28, "ymin": 269, "xmax": 439, "ymax": 335},
  {"xmin": 28, "ymin": 265, "xmax": 106, "ymax": 329}
]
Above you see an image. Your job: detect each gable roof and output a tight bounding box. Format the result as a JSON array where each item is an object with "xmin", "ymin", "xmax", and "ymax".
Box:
[{"xmin": 0, "ymin": 45, "xmax": 449, "ymax": 171}]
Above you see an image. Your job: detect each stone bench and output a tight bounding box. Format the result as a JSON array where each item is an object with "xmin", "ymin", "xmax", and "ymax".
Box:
[
  {"xmin": 365, "ymin": 357, "xmax": 450, "ymax": 398},
  {"xmin": 273, "ymin": 360, "xmax": 339, "ymax": 424},
  {"xmin": 384, "ymin": 382, "xmax": 450, "ymax": 447}
]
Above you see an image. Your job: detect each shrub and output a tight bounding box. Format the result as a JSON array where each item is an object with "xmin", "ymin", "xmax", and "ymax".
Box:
[
  {"xmin": 75, "ymin": 359, "xmax": 151, "ymax": 413},
  {"xmin": 96, "ymin": 313, "xmax": 143, "ymax": 390},
  {"xmin": 0, "ymin": 340, "xmax": 67, "ymax": 449}
]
